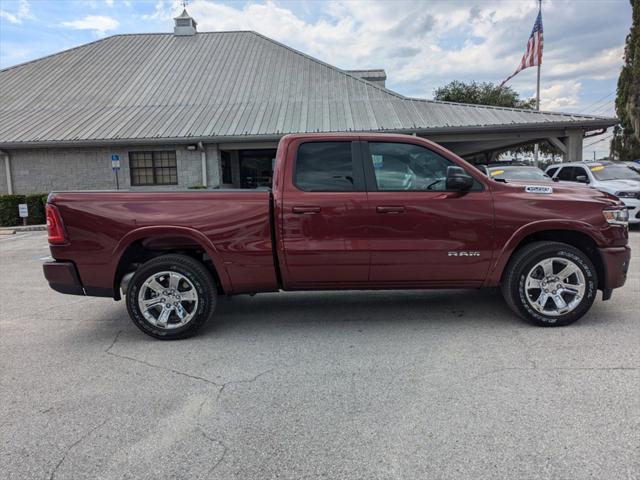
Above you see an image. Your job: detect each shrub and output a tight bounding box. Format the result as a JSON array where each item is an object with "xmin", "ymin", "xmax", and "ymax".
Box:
[
  {"xmin": 25, "ymin": 194, "xmax": 48, "ymax": 225},
  {"xmin": 0, "ymin": 193, "xmax": 48, "ymax": 226},
  {"xmin": 0, "ymin": 195, "xmax": 25, "ymax": 227}
]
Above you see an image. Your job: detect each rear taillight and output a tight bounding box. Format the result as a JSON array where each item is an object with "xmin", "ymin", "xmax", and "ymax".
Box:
[{"xmin": 46, "ymin": 204, "xmax": 67, "ymax": 245}]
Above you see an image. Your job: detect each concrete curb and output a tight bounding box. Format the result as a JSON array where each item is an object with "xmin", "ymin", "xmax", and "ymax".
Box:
[{"xmin": 0, "ymin": 224, "xmax": 47, "ymax": 233}]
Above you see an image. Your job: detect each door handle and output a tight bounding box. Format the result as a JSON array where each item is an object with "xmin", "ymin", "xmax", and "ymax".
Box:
[
  {"xmin": 376, "ymin": 205, "xmax": 405, "ymax": 214},
  {"xmin": 292, "ymin": 206, "xmax": 321, "ymax": 214}
]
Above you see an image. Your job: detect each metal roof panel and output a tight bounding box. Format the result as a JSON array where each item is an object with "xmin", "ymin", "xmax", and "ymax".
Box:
[{"xmin": 0, "ymin": 31, "xmax": 617, "ymax": 145}]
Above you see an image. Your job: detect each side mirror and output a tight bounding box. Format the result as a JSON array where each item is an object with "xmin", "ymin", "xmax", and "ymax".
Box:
[
  {"xmin": 575, "ymin": 175, "xmax": 589, "ymax": 184},
  {"xmin": 446, "ymin": 166, "xmax": 474, "ymax": 191}
]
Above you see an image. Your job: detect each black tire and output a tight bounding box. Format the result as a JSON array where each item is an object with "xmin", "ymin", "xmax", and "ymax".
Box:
[
  {"xmin": 126, "ymin": 254, "xmax": 217, "ymax": 340},
  {"xmin": 501, "ymin": 241, "xmax": 597, "ymax": 327}
]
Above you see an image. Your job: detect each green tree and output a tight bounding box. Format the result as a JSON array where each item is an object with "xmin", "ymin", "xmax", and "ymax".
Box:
[
  {"xmin": 433, "ymin": 80, "xmax": 558, "ymax": 159},
  {"xmin": 612, "ymin": 0, "xmax": 640, "ymax": 160},
  {"xmin": 433, "ymin": 80, "xmax": 536, "ymax": 109}
]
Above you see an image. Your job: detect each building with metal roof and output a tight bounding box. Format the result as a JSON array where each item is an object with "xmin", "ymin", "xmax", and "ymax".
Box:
[{"xmin": 0, "ymin": 9, "xmax": 617, "ymax": 194}]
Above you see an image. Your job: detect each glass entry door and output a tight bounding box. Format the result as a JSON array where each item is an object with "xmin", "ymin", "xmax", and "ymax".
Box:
[{"xmin": 239, "ymin": 149, "xmax": 277, "ymax": 189}]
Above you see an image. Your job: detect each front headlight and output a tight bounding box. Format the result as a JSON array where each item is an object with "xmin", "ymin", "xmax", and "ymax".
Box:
[
  {"xmin": 614, "ymin": 191, "xmax": 637, "ymax": 198},
  {"xmin": 603, "ymin": 207, "xmax": 629, "ymax": 225}
]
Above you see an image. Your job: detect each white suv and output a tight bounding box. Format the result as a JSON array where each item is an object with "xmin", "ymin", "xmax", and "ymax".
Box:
[{"xmin": 545, "ymin": 161, "xmax": 640, "ymax": 224}]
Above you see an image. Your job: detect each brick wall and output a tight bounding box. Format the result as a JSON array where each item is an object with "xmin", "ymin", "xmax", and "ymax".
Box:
[{"xmin": 2, "ymin": 144, "xmax": 223, "ymax": 194}]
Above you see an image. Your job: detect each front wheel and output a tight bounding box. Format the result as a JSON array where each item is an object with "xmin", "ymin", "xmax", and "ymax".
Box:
[
  {"xmin": 501, "ymin": 241, "xmax": 597, "ymax": 327},
  {"xmin": 126, "ymin": 254, "xmax": 217, "ymax": 339}
]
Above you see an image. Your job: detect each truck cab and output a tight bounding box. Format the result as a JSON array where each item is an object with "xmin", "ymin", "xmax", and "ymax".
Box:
[{"xmin": 275, "ymin": 134, "xmax": 493, "ymax": 288}]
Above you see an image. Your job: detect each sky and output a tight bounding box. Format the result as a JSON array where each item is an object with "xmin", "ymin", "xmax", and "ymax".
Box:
[{"xmin": 0, "ymin": 0, "xmax": 632, "ymax": 158}]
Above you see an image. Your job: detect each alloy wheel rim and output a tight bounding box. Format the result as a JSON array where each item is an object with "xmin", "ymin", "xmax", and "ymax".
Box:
[
  {"xmin": 137, "ymin": 271, "xmax": 199, "ymax": 329},
  {"xmin": 524, "ymin": 257, "xmax": 586, "ymax": 317}
]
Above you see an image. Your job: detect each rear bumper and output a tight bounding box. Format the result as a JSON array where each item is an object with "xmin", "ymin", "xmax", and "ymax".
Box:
[
  {"xmin": 43, "ymin": 260, "xmax": 84, "ymax": 296},
  {"xmin": 599, "ymin": 245, "xmax": 631, "ymax": 292}
]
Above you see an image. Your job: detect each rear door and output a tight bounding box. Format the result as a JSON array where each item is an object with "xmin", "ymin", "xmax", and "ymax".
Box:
[
  {"xmin": 362, "ymin": 140, "xmax": 494, "ymax": 285},
  {"xmin": 280, "ymin": 139, "xmax": 370, "ymax": 288}
]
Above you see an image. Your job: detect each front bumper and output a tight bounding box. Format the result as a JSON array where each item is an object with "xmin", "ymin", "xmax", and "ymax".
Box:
[
  {"xmin": 598, "ymin": 246, "xmax": 631, "ymax": 298},
  {"xmin": 43, "ymin": 260, "xmax": 84, "ymax": 296},
  {"xmin": 621, "ymin": 198, "xmax": 640, "ymax": 223}
]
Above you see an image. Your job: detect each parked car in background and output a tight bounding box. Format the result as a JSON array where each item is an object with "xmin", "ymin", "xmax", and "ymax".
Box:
[
  {"xmin": 545, "ymin": 161, "xmax": 640, "ymax": 224},
  {"xmin": 485, "ymin": 165, "xmax": 552, "ymax": 182},
  {"xmin": 627, "ymin": 162, "xmax": 640, "ymax": 175}
]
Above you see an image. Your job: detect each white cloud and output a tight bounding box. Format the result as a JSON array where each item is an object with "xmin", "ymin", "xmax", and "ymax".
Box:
[
  {"xmin": 0, "ymin": 0, "xmax": 34, "ymax": 25},
  {"xmin": 545, "ymin": 46, "xmax": 624, "ymax": 81},
  {"xmin": 62, "ymin": 15, "xmax": 119, "ymax": 37},
  {"xmin": 0, "ymin": 10, "xmax": 19, "ymax": 23},
  {"xmin": 105, "ymin": 0, "xmax": 114, "ymax": 6},
  {"xmin": 143, "ymin": 0, "xmax": 173, "ymax": 21},
  {"xmin": 539, "ymin": 80, "xmax": 582, "ymax": 110}
]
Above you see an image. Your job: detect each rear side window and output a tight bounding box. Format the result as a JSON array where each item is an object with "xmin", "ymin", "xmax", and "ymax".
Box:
[
  {"xmin": 557, "ymin": 167, "xmax": 575, "ymax": 181},
  {"xmin": 295, "ymin": 142, "xmax": 355, "ymax": 192}
]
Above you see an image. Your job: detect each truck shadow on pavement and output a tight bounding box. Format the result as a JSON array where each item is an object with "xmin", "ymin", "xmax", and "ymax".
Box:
[
  {"xmin": 87, "ymin": 287, "xmax": 611, "ymax": 344},
  {"xmin": 199, "ymin": 288, "xmax": 517, "ymax": 334}
]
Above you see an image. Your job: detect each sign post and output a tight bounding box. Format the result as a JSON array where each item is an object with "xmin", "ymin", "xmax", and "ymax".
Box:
[
  {"xmin": 111, "ymin": 154, "xmax": 121, "ymax": 190},
  {"xmin": 18, "ymin": 203, "xmax": 28, "ymax": 226}
]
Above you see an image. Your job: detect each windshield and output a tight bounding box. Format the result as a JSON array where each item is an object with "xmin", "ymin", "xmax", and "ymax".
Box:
[
  {"xmin": 489, "ymin": 167, "xmax": 550, "ymax": 181},
  {"xmin": 590, "ymin": 165, "xmax": 640, "ymax": 181}
]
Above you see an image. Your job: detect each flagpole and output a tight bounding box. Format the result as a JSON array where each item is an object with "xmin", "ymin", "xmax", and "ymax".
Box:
[{"xmin": 533, "ymin": 0, "xmax": 542, "ymax": 167}]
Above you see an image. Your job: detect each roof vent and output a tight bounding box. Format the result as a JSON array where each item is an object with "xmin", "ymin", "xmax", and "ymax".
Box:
[
  {"xmin": 346, "ymin": 69, "xmax": 387, "ymax": 88},
  {"xmin": 174, "ymin": 8, "xmax": 197, "ymax": 36}
]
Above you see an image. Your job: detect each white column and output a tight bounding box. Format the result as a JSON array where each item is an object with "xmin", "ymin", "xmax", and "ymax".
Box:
[
  {"xmin": 562, "ymin": 131, "xmax": 584, "ymax": 163},
  {"xmin": 2, "ymin": 151, "xmax": 13, "ymax": 194},
  {"xmin": 197, "ymin": 142, "xmax": 207, "ymax": 187}
]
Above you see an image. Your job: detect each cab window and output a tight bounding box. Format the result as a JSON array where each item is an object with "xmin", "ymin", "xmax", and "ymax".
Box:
[
  {"xmin": 295, "ymin": 142, "xmax": 356, "ymax": 192},
  {"xmin": 366, "ymin": 142, "xmax": 479, "ymax": 191}
]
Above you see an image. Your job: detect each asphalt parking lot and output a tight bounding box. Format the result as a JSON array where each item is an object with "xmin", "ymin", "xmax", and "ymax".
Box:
[{"xmin": 1, "ymin": 231, "xmax": 638, "ymax": 480}]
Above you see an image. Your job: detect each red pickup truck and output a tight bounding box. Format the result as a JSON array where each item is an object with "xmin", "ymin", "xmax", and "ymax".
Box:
[{"xmin": 43, "ymin": 133, "xmax": 631, "ymax": 339}]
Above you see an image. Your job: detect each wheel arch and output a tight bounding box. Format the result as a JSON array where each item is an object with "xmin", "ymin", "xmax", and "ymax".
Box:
[
  {"xmin": 111, "ymin": 226, "xmax": 232, "ymax": 299},
  {"xmin": 488, "ymin": 223, "xmax": 605, "ymax": 290}
]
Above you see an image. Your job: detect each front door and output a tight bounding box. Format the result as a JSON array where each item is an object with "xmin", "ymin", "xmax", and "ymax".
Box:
[
  {"xmin": 362, "ymin": 140, "xmax": 494, "ymax": 286},
  {"xmin": 280, "ymin": 140, "xmax": 370, "ymax": 288}
]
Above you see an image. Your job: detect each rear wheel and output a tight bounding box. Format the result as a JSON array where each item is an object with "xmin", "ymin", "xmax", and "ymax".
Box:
[
  {"xmin": 501, "ymin": 241, "xmax": 597, "ymax": 326},
  {"xmin": 126, "ymin": 254, "xmax": 217, "ymax": 339}
]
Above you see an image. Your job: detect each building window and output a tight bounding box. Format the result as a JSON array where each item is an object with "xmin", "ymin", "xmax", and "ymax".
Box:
[
  {"xmin": 221, "ymin": 151, "xmax": 232, "ymax": 184},
  {"xmin": 129, "ymin": 151, "xmax": 177, "ymax": 186}
]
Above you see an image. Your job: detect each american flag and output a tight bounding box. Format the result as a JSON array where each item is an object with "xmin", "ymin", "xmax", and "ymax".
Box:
[{"xmin": 500, "ymin": 11, "xmax": 543, "ymax": 87}]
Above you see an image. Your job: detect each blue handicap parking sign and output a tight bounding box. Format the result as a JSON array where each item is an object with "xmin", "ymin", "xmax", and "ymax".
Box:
[{"xmin": 111, "ymin": 154, "xmax": 121, "ymax": 171}]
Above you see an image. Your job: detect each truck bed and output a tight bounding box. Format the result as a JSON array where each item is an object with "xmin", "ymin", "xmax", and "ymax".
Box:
[{"xmin": 48, "ymin": 190, "xmax": 279, "ymax": 296}]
